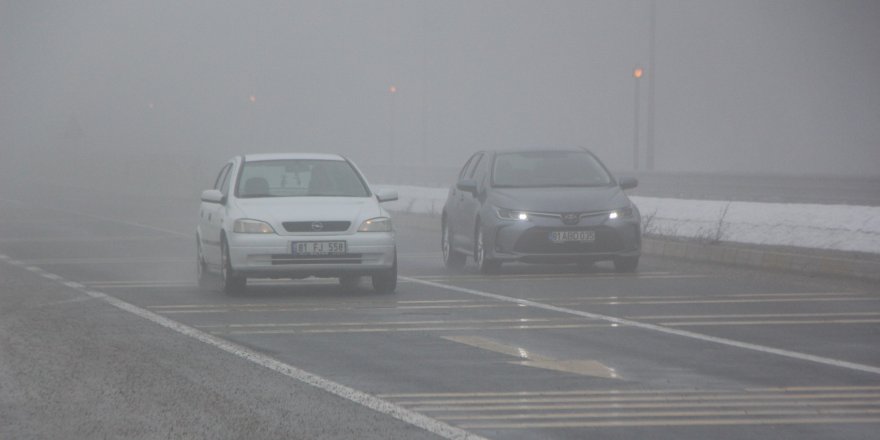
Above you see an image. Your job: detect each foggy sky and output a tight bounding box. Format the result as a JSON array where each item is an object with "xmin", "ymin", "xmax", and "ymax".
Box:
[{"xmin": 2, "ymin": 0, "xmax": 879, "ymax": 182}]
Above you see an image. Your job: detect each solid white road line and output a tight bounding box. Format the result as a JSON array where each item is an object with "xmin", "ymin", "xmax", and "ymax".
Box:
[
  {"xmin": 400, "ymin": 276, "xmax": 880, "ymax": 376},
  {"xmin": 0, "ymin": 255, "xmax": 486, "ymax": 440}
]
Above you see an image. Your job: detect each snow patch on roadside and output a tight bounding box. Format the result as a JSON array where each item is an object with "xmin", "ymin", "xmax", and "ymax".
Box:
[{"xmin": 376, "ymin": 184, "xmax": 880, "ymax": 255}]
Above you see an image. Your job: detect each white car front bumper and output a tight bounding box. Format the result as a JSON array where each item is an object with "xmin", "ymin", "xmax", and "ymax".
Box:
[{"xmin": 226, "ymin": 231, "xmax": 396, "ymax": 278}]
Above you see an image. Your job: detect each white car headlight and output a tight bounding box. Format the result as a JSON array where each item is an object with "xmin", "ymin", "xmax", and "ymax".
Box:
[
  {"xmin": 608, "ymin": 206, "xmax": 634, "ymax": 220},
  {"xmin": 495, "ymin": 206, "xmax": 529, "ymax": 221},
  {"xmin": 358, "ymin": 217, "xmax": 393, "ymax": 232},
  {"xmin": 233, "ymin": 219, "xmax": 276, "ymax": 234}
]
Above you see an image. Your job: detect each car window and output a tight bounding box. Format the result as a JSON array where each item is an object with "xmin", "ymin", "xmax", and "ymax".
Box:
[
  {"xmin": 467, "ymin": 153, "xmax": 484, "ymax": 179},
  {"xmin": 236, "ymin": 159, "xmax": 369, "ymax": 198},
  {"xmin": 219, "ymin": 163, "xmax": 233, "ymax": 196},
  {"xmin": 457, "ymin": 154, "xmax": 477, "ymax": 180},
  {"xmin": 491, "ymin": 151, "xmax": 613, "ymax": 188}
]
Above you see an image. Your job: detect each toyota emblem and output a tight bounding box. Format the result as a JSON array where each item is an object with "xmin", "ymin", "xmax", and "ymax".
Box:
[{"xmin": 561, "ymin": 213, "xmax": 580, "ymax": 225}]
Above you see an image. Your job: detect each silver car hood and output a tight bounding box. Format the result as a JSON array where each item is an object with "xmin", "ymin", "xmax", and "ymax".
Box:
[{"xmin": 489, "ymin": 186, "xmax": 629, "ymax": 213}]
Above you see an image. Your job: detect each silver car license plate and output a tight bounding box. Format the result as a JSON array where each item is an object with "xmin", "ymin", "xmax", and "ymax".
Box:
[
  {"xmin": 549, "ymin": 230, "xmax": 595, "ymax": 243},
  {"xmin": 291, "ymin": 241, "xmax": 347, "ymax": 255}
]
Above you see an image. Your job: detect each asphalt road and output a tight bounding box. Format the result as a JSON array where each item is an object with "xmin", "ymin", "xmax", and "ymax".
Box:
[{"xmin": 1, "ymin": 184, "xmax": 879, "ymax": 439}]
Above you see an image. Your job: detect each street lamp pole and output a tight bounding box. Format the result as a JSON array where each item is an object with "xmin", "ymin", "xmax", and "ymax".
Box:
[
  {"xmin": 646, "ymin": 0, "xmax": 656, "ymax": 171},
  {"xmin": 633, "ymin": 67, "xmax": 643, "ymax": 171}
]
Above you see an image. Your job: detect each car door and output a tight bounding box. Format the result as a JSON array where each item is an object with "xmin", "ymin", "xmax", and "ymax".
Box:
[
  {"xmin": 201, "ymin": 162, "xmax": 233, "ymax": 268},
  {"xmin": 447, "ymin": 153, "xmax": 477, "ymax": 250},
  {"xmin": 457, "ymin": 152, "xmax": 485, "ymax": 251}
]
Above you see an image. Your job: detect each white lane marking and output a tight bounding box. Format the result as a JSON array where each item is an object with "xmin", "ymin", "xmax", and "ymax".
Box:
[
  {"xmin": 379, "ymin": 385, "xmax": 880, "ymax": 399},
  {"xmin": 662, "ymin": 319, "xmax": 880, "ymax": 327},
  {"xmin": 443, "ymin": 336, "xmax": 620, "ymax": 379},
  {"xmin": 400, "ymin": 276, "xmax": 880, "ymax": 376},
  {"xmin": 214, "ymin": 324, "xmax": 608, "ymax": 336},
  {"xmin": 631, "ymin": 312, "xmax": 880, "ymax": 320},
  {"xmin": 0, "ymin": 256, "xmax": 486, "ymax": 440},
  {"xmin": 457, "ymin": 416, "xmax": 880, "ymax": 429},
  {"xmin": 197, "ymin": 317, "xmax": 582, "ymax": 329}
]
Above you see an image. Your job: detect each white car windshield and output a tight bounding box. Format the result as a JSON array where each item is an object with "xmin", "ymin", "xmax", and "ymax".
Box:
[
  {"xmin": 492, "ymin": 151, "xmax": 613, "ymax": 188},
  {"xmin": 236, "ymin": 159, "xmax": 370, "ymax": 198}
]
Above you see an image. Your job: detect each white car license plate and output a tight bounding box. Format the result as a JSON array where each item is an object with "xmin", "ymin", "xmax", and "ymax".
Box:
[
  {"xmin": 291, "ymin": 241, "xmax": 347, "ymax": 256},
  {"xmin": 549, "ymin": 230, "xmax": 595, "ymax": 243}
]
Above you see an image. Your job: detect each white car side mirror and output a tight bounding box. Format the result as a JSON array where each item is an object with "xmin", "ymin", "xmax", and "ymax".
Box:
[
  {"xmin": 201, "ymin": 189, "xmax": 225, "ymax": 204},
  {"xmin": 376, "ymin": 189, "xmax": 398, "ymax": 203}
]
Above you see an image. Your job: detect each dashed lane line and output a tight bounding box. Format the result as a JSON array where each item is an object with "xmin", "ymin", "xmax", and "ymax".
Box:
[
  {"xmin": 210, "ymin": 323, "xmax": 611, "ymax": 336},
  {"xmin": 662, "ymin": 319, "xmax": 880, "ymax": 327},
  {"xmin": 381, "ymin": 387, "xmax": 880, "ymax": 429},
  {"xmin": 631, "ymin": 312, "xmax": 880, "ymax": 320},
  {"xmin": 400, "ymin": 276, "xmax": 880, "ymax": 376}
]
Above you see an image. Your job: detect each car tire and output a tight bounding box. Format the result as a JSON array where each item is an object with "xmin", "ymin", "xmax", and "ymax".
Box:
[
  {"xmin": 339, "ymin": 276, "xmax": 360, "ymax": 290},
  {"xmin": 220, "ymin": 236, "xmax": 246, "ymax": 294},
  {"xmin": 372, "ymin": 251, "xmax": 397, "ymax": 294},
  {"xmin": 613, "ymin": 256, "xmax": 639, "ymax": 273},
  {"xmin": 196, "ymin": 236, "xmax": 211, "ymax": 290},
  {"xmin": 474, "ymin": 225, "xmax": 501, "ymax": 274},
  {"xmin": 442, "ymin": 219, "xmax": 466, "ymax": 270}
]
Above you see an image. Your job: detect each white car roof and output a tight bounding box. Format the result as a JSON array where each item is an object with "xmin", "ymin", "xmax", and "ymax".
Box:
[{"xmin": 243, "ymin": 153, "xmax": 345, "ymax": 162}]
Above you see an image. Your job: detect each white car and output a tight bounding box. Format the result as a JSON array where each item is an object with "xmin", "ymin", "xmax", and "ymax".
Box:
[{"xmin": 196, "ymin": 153, "xmax": 398, "ymax": 294}]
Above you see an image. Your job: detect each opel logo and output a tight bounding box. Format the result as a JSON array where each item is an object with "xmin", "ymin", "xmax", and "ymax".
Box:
[
  {"xmin": 311, "ymin": 222, "xmax": 324, "ymax": 232},
  {"xmin": 561, "ymin": 213, "xmax": 580, "ymax": 225}
]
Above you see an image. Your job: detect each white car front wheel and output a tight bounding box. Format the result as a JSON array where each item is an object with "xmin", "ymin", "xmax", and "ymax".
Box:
[
  {"xmin": 372, "ymin": 252, "xmax": 397, "ymax": 293},
  {"xmin": 220, "ymin": 237, "xmax": 246, "ymax": 294},
  {"xmin": 196, "ymin": 236, "xmax": 211, "ymax": 290}
]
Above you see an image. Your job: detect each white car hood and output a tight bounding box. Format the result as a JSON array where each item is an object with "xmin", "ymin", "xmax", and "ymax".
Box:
[{"xmin": 233, "ymin": 196, "xmax": 382, "ymax": 228}]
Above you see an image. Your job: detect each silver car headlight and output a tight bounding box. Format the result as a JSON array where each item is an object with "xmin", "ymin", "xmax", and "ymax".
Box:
[
  {"xmin": 233, "ymin": 219, "xmax": 276, "ymax": 234},
  {"xmin": 495, "ymin": 206, "xmax": 530, "ymax": 221},
  {"xmin": 358, "ymin": 217, "xmax": 393, "ymax": 232},
  {"xmin": 608, "ymin": 206, "xmax": 634, "ymax": 220}
]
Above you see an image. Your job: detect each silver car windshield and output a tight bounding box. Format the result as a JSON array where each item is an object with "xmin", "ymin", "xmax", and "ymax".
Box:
[
  {"xmin": 492, "ymin": 151, "xmax": 613, "ymax": 188},
  {"xmin": 236, "ymin": 159, "xmax": 370, "ymax": 198}
]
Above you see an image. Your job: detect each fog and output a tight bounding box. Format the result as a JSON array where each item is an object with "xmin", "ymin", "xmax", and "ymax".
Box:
[{"xmin": 2, "ymin": 0, "xmax": 879, "ymax": 194}]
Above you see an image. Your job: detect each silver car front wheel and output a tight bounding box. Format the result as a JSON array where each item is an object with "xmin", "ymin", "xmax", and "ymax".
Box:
[
  {"xmin": 474, "ymin": 225, "xmax": 501, "ymax": 274},
  {"xmin": 442, "ymin": 220, "xmax": 465, "ymax": 270}
]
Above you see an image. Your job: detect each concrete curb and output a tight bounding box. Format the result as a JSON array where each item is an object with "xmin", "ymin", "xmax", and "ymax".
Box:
[{"xmin": 642, "ymin": 237, "xmax": 880, "ymax": 281}]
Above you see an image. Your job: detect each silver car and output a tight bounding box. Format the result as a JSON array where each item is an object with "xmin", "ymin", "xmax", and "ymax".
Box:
[
  {"xmin": 442, "ymin": 149, "xmax": 641, "ymax": 273},
  {"xmin": 197, "ymin": 153, "xmax": 398, "ymax": 294}
]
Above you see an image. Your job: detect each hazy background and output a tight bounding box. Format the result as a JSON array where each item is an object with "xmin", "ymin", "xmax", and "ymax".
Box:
[{"xmin": 2, "ymin": 0, "xmax": 879, "ymax": 193}]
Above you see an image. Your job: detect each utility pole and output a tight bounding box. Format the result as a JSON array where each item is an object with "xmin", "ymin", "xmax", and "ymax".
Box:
[{"xmin": 646, "ymin": 0, "xmax": 657, "ymax": 171}]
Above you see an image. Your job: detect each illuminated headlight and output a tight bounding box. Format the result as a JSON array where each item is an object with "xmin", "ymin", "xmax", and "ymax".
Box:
[
  {"xmin": 495, "ymin": 207, "xmax": 529, "ymax": 221},
  {"xmin": 233, "ymin": 219, "xmax": 275, "ymax": 234},
  {"xmin": 358, "ymin": 217, "xmax": 393, "ymax": 232},
  {"xmin": 609, "ymin": 207, "xmax": 634, "ymax": 220}
]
